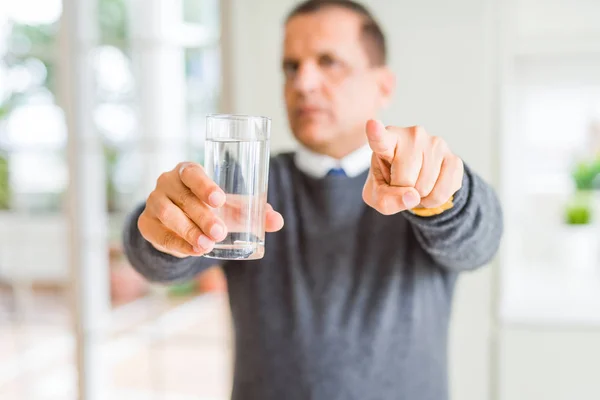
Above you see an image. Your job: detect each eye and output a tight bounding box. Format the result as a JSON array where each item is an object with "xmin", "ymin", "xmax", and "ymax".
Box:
[
  {"xmin": 283, "ymin": 60, "xmax": 299, "ymax": 79},
  {"xmin": 319, "ymin": 54, "xmax": 339, "ymax": 68}
]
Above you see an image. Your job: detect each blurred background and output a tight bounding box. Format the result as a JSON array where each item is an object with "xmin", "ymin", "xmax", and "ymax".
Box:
[{"xmin": 1, "ymin": 0, "xmax": 600, "ymax": 399}]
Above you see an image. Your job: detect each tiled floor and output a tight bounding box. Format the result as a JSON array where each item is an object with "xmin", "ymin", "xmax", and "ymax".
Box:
[{"xmin": 0, "ymin": 290, "xmax": 233, "ymax": 400}]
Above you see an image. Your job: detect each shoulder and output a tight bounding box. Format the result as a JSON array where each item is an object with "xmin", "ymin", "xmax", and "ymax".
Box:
[
  {"xmin": 267, "ymin": 151, "xmax": 298, "ymax": 205},
  {"xmin": 268, "ymin": 151, "xmax": 298, "ymax": 182},
  {"xmin": 270, "ymin": 151, "xmax": 296, "ymax": 170}
]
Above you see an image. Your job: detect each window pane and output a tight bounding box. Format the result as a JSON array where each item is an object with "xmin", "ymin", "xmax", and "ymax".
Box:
[
  {"xmin": 183, "ymin": 0, "xmax": 220, "ymax": 31},
  {"xmin": 186, "ymin": 45, "xmax": 221, "ymax": 149}
]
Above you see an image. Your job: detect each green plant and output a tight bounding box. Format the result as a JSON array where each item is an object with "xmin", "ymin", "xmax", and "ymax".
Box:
[
  {"xmin": 0, "ymin": 153, "xmax": 9, "ymax": 210},
  {"xmin": 104, "ymin": 143, "xmax": 119, "ymax": 213},
  {"xmin": 0, "ymin": 91, "xmax": 15, "ymax": 211},
  {"xmin": 168, "ymin": 280, "xmax": 197, "ymax": 296},
  {"xmin": 564, "ymin": 192, "xmax": 592, "ymax": 225},
  {"xmin": 99, "ymin": 0, "xmax": 128, "ymax": 46},
  {"xmin": 0, "ymin": 104, "xmax": 9, "ymax": 121},
  {"xmin": 565, "ymin": 204, "xmax": 591, "ymax": 225},
  {"xmin": 571, "ymin": 158, "xmax": 600, "ymax": 190}
]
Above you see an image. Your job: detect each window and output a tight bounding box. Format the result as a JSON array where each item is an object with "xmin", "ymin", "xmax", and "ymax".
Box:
[{"xmin": 0, "ymin": 2, "xmax": 65, "ymax": 212}]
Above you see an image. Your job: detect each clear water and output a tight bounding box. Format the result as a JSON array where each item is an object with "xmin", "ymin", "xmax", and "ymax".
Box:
[{"xmin": 203, "ymin": 138, "xmax": 270, "ymax": 260}]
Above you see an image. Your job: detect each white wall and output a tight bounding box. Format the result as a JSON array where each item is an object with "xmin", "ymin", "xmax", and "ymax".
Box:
[
  {"xmin": 0, "ymin": 213, "xmax": 69, "ymax": 282},
  {"xmin": 497, "ymin": 1, "xmax": 600, "ymax": 399},
  {"xmin": 500, "ymin": 327, "xmax": 600, "ymax": 400},
  {"xmin": 225, "ymin": 1, "xmax": 499, "ymax": 400}
]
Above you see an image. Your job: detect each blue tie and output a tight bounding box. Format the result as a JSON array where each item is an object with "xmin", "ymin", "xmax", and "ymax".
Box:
[{"xmin": 327, "ymin": 168, "xmax": 347, "ymax": 177}]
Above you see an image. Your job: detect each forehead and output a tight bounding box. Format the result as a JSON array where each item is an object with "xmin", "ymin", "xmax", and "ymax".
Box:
[{"xmin": 283, "ymin": 7, "xmax": 367, "ymax": 60}]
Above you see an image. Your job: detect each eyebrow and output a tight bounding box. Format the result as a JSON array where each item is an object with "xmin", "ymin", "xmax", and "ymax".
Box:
[
  {"xmin": 282, "ymin": 57, "xmax": 298, "ymax": 67},
  {"xmin": 282, "ymin": 51, "xmax": 348, "ymax": 65}
]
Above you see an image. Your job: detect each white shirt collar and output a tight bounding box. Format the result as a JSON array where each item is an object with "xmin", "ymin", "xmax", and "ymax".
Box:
[{"xmin": 294, "ymin": 143, "xmax": 372, "ymax": 178}]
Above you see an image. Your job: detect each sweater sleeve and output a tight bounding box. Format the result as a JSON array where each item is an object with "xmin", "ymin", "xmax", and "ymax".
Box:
[
  {"xmin": 122, "ymin": 202, "xmax": 221, "ymax": 284},
  {"xmin": 402, "ymin": 162, "xmax": 503, "ymax": 272}
]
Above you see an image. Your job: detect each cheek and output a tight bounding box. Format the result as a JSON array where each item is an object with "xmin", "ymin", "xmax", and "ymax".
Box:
[
  {"xmin": 334, "ymin": 81, "xmax": 378, "ymax": 117},
  {"xmin": 284, "ymin": 83, "xmax": 293, "ymax": 104}
]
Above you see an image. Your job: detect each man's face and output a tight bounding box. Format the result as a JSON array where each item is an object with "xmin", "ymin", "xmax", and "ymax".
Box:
[{"xmin": 283, "ymin": 7, "xmax": 394, "ymax": 156}]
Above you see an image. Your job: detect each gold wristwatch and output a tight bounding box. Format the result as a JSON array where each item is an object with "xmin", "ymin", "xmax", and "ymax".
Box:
[{"xmin": 410, "ymin": 196, "xmax": 454, "ymax": 217}]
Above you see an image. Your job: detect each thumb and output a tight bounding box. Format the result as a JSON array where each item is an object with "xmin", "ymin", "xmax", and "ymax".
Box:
[
  {"xmin": 366, "ymin": 119, "xmax": 396, "ymax": 161},
  {"xmin": 374, "ymin": 185, "xmax": 422, "ymax": 215}
]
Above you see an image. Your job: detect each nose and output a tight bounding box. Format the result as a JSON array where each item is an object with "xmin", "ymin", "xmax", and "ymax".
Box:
[{"xmin": 293, "ymin": 61, "xmax": 321, "ymax": 94}]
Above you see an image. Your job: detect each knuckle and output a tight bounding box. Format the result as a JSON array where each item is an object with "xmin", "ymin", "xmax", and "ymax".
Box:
[
  {"xmin": 454, "ymin": 156, "xmax": 464, "ymax": 171},
  {"xmin": 415, "ymin": 182, "xmax": 433, "ymax": 198},
  {"xmin": 147, "ymin": 191, "xmax": 160, "ymax": 207},
  {"xmin": 177, "ymin": 190, "xmax": 194, "ymax": 209},
  {"xmin": 431, "ymin": 135, "xmax": 446, "ymax": 152},
  {"xmin": 137, "ymin": 213, "xmax": 151, "ymax": 239},
  {"xmin": 426, "ymin": 192, "xmax": 447, "ymax": 208},
  {"xmin": 186, "ymin": 202, "xmax": 209, "ymax": 225},
  {"xmin": 156, "ymin": 201, "xmax": 172, "ymax": 222},
  {"xmin": 156, "ymin": 172, "xmax": 171, "ymax": 188},
  {"xmin": 196, "ymin": 211, "xmax": 210, "ymax": 230},
  {"xmin": 183, "ymin": 224, "xmax": 200, "ymax": 243},
  {"xmin": 446, "ymin": 155, "xmax": 462, "ymax": 174},
  {"xmin": 412, "ymin": 125, "xmax": 426, "ymax": 140},
  {"xmin": 161, "ymin": 231, "xmax": 176, "ymax": 249}
]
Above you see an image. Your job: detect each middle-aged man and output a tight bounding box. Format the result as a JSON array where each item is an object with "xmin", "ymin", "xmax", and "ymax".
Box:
[{"xmin": 123, "ymin": 1, "xmax": 504, "ymax": 399}]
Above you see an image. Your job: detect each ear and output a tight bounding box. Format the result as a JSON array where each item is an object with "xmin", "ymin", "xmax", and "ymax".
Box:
[{"xmin": 376, "ymin": 67, "xmax": 396, "ymax": 109}]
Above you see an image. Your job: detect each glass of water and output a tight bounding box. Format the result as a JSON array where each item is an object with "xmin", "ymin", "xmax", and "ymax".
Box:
[{"xmin": 203, "ymin": 114, "xmax": 271, "ymax": 260}]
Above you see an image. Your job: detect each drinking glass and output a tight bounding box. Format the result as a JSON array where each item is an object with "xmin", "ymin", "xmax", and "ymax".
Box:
[{"xmin": 203, "ymin": 114, "xmax": 271, "ymax": 260}]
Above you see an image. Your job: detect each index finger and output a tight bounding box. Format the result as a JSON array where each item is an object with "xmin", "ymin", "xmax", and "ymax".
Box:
[
  {"xmin": 366, "ymin": 119, "xmax": 396, "ymax": 161},
  {"xmin": 177, "ymin": 162, "xmax": 225, "ymax": 208}
]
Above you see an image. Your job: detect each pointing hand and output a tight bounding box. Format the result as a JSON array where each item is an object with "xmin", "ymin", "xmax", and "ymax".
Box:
[{"xmin": 362, "ymin": 120, "xmax": 463, "ymax": 215}]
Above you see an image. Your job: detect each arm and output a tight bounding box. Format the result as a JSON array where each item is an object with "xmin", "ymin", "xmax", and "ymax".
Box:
[
  {"xmin": 123, "ymin": 202, "xmax": 218, "ymax": 283},
  {"xmin": 402, "ymin": 163, "xmax": 503, "ymax": 271},
  {"xmin": 362, "ymin": 120, "xmax": 503, "ymax": 272}
]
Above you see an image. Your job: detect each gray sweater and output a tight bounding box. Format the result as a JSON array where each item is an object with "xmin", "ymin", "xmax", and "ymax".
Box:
[{"xmin": 123, "ymin": 152, "xmax": 503, "ymax": 400}]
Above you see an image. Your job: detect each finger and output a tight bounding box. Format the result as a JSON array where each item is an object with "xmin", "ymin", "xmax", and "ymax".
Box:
[
  {"xmin": 389, "ymin": 128, "xmax": 423, "ymax": 187},
  {"xmin": 265, "ymin": 209, "xmax": 284, "ymax": 232},
  {"xmin": 166, "ymin": 179, "xmax": 228, "ymax": 242},
  {"xmin": 178, "ymin": 162, "xmax": 225, "ymax": 207},
  {"xmin": 362, "ymin": 168, "xmax": 377, "ymax": 207},
  {"xmin": 148, "ymin": 194, "xmax": 216, "ymax": 251},
  {"xmin": 365, "ymin": 119, "xmax": 396, "ymax": 161},
  {"xmin": 380, "ymin": 185, "xmax": 421, "ymax": 213},
  {"xmin": 366, "ymin": 182, "xmax": 421, "ymax": 215},
  {"xmin": 138, "ymin": 213, "xmax": 206, "ymax": 257},
  {"xmin": 369, "ymin": 153, "xmax": 391, "ymax": 185},
  {"xmin": 420, "ymin": 155, "xmax": 463, "ymax": 208},
  {"xmin": 414, "ymin": 137, "xmax": 445, "ymax": 197},
  {"xmin": 263, "ymin": 203, "xmax": 284, "ymax": 232}
]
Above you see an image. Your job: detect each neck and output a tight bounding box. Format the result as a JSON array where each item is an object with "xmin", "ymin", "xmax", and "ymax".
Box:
[{"xmin": 311, "ymin": 137, "xmax": 368, "ymax": 159}]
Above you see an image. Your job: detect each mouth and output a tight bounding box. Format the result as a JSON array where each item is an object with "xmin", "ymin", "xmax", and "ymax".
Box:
[{"xmin": 295, "ymin": 106, "xmax": 326, "ymax": 119}]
